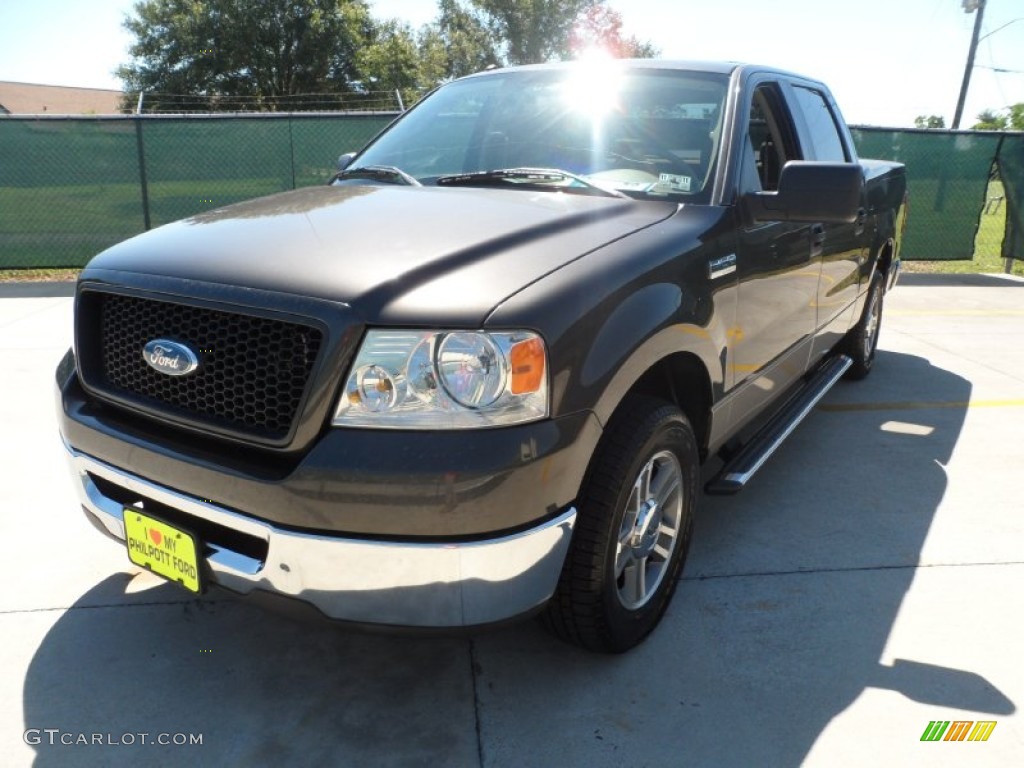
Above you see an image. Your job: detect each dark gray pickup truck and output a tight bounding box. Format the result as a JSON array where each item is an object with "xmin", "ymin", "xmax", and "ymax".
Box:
[{"xmin": 57, "ymin": 60, "xmax": 906, "ymax": 652}]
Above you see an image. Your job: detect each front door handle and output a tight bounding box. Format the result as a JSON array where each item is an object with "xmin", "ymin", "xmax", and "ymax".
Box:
[
  {"xmin": 855, "ymin": 207, "xmax": 867, "ymax": 236},
  {"xmin": 810, "ymin": 223, "xmax": 826, "ymax": 249}
]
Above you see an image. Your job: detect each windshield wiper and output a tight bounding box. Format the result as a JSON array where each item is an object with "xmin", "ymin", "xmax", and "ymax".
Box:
[
  {"xmin": 435, "ymin": 168, "xmax": 627, "ymax": 199},
  {"xmin": 331, "ymin": 165, "xmax": 422, "ymax": 186}
]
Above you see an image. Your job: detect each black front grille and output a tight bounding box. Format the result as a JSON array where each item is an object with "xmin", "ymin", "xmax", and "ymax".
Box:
[{"xmin": 84, "ymin": 292, "xmax": 323, "ymax": 441}]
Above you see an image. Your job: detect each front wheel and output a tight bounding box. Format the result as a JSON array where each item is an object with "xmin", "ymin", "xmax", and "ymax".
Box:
[
  {"xmin": 844, "ymin": 271, "xmax": 885, "ymax": 380},
  {"xmin": 541, "ymin": 396, "xmax": 698, "ymax": 652}
]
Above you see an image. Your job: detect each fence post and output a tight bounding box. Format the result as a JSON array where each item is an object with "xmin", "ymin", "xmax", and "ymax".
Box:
[
  {"xmin": 288, "ymin": 115, "xmax": 297, "ymax": 189},
  {"xmin": 134, "ymin": 117, "xmax": 152, "ymax": 231}
]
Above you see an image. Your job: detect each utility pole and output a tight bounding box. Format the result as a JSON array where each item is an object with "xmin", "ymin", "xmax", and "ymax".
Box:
[{"xmin": 952, "ymin": 0, "xmax": 988, "ymax": 129}]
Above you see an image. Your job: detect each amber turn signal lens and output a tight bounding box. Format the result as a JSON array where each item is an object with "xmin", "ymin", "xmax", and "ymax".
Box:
[{"xmin": 509, "ymin": 337, "xmax": 546, "ymax": 394}]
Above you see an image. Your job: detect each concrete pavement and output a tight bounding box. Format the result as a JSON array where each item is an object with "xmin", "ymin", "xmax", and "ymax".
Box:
[{"xmin": 1, "ymin": 272, "xmax": 1022, "ymax": 767}]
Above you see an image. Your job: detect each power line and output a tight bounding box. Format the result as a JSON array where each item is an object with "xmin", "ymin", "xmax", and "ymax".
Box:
[{"xmin": 976, "ymin": 65, "xmax": 1024, "ymax": 74}]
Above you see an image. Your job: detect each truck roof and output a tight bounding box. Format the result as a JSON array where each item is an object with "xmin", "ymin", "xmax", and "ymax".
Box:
[{"xmin": 464, "ymin": 59, "xmax": 816, "ymax": 83}]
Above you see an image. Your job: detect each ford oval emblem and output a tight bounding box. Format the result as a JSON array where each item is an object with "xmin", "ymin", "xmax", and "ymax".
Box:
[{"xmin": 143, "ymin": 339, "xmax": 200, "ymax": 376}]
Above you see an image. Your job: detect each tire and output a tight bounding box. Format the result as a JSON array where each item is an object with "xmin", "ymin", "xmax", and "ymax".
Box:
[
  {"xmin": 541, "ymin": 396, "xmax": 698, "ymax": 653},
  {"xmin": 844, "ymin": 271, "xmax": 884, "ymax": 380}
]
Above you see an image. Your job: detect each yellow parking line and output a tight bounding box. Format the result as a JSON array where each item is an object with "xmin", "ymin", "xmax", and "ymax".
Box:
[{"xmin": 819, "ymin": 399, "xmax": 1024, "ymax": 413}]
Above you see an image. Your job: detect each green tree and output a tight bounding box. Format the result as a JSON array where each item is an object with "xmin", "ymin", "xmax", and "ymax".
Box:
[
  {"xmin": 358, "ymin": 20, "xmax": 422, "ymax": 102},
  {"xmin": 973, "ymin": 108, "xmax": 1009, "ymax": 131},
  {"xmin": 118, "ymin": 0, "xmax": 374, "ymax": 111},
  {"xmin": 913, "ymin": 115, "xmax": 945, "ymax": 129},
  {"xmin": 469, "ymin": 0, "xmax": 600, "ymax": 64},
  {"xmin": 971, "ymin": 105, "xmax": 1024, "ymax": 131},
  {"xmin": 451, "ymin": 0, "xmax": 657, "ymax": 66},
  {"xmin": 418, "ymin": 0, "xmax": 500, "ymax": 86},
  {"xmin": 568, "ymin": 4, "xmax": 658, "ymax": 58},
  {"xmin": 1007, "ymin": 103, "xmax": 1024, "ymax": 131}
]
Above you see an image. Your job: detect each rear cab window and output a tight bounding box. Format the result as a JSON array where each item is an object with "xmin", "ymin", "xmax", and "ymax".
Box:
[
  {"xmin": 789, "ymin": 85, "xmax": 850, "ymax": 162},
  {"xmin": 734, "ymin": 75, "xmax": 857, "ymax": 201}
]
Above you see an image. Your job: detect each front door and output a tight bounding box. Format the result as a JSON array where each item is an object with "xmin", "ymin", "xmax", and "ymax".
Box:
[{"xmin": 728, "ymin": 82, "xmax": 819, "ymax": 430}]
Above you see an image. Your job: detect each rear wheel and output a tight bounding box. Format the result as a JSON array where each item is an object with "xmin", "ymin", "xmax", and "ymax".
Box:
[
  {"xmin": 541, "ymin": 396, "xmax": 698, "ymax": 652},
  {"xmin": 844, "ymin": 271, "xmax": 884, "ymax": 380}
]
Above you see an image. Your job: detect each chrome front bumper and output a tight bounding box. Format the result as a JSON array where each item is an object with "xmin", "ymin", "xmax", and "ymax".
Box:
[{"xmin": 64, "ymin": 442, "xmax": 576, "ymax": 627}]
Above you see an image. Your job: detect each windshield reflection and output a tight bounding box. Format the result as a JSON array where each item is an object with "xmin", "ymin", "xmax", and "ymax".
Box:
[{"xmin": 350, "ymin": 66, "xmax": 728, "ymax": 202}]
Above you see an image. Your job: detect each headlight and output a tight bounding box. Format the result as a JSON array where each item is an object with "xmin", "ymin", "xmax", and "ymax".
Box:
[{"xmin": 333, "ymin": 330, "xmax": 548, "ymax": 429}]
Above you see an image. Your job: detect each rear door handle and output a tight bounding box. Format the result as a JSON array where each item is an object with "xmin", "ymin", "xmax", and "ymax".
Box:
[{"xmin": 810, "ymin": 223, "xmax": 826, "ymax": 248}]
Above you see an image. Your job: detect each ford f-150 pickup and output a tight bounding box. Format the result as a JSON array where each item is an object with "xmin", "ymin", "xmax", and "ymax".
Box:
[{"xmin": 57, "ymin": 60, "xmax": 907, "ymax": 652}]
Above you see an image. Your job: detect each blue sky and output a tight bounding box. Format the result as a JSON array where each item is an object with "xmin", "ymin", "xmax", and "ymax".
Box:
[{"xmin": 1, "ymin": 0, "xmax": 1022, "ymax": 127}]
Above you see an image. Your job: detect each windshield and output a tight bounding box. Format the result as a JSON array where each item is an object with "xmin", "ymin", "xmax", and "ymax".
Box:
[{"xmin": 350, "ymin": 65, "xmax": 729, "ymax": 202}]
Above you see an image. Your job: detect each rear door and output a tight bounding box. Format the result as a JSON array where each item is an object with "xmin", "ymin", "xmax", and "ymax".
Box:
[{"xmin": 785, "ymin": 82, "xmax": 867, "ymax": 362}]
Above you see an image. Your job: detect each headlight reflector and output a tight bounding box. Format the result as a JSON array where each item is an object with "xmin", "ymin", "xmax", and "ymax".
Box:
[
  {"xmin": 333, "ymin": 330, "xmax": 548, "ymax": 429},
  {"xmin": 347, "ymin": 364, "xmax": 404, "ymax": 412},
  {"xmin": 437, "ymin": 332, "xmax": 506, "ymax": 408}
]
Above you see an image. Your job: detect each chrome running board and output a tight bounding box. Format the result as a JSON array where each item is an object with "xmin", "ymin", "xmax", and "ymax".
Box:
[{"xmin": 705, "ymin": 355, "xmax": 853, "ymax": 495}]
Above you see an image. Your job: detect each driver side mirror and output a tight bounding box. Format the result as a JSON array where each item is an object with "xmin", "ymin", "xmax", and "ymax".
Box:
[
  {"xmin": 337, "ymin": 152, "xmax": 356, "ymax": 172},
  {"xmin": 743, "ymin": 161, "xmax": 864, "ymax": 224}
]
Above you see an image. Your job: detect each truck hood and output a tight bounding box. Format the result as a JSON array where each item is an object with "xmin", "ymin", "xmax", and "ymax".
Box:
[{"xmin": 84, "ymin": 184, "xmax": 679, "ymax": 325}]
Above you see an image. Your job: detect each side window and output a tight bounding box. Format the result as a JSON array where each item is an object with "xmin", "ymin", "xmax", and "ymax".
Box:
[
  {"xmin": 791, "ymin": 86, "xmax": 848, "ymax": 162},
  {"xmin": 743, "ymin": 85, "xmax": 800, "ymax": 193}
]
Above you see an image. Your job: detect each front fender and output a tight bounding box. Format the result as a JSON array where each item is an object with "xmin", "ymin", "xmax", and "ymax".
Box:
[
  {"xmin": 486, "ymin": 207, "xmax": 734, "ymax": 424},
  {"xmin": 586, "ymin": 317, "xmax": 721, "ymax": 427}
]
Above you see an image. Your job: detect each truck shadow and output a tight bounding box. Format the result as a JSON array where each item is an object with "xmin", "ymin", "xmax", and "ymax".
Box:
[
  {"xmin": 23, "ymin": 351, "xmax": 1013, "ymax": 767},
  {"xmin": 21, "ymin": 579, "xmax": 481, "ymax": 767},
  {"xmin": 458, "ymin": 348, "xmax": 1015, "ymax": 765}
]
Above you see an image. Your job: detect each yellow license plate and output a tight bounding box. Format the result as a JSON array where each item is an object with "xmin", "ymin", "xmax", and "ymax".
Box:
[{"xmin": 123, "ymin": 509, "xmax": 202, "ymax": 593}]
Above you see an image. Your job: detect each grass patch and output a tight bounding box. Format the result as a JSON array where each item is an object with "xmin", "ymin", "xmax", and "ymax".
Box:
[
  {"xmin": 903, "ymin": 180, "xmax": 1023, "ymax": 276},
  {"xmin": 0, "ymin": 268, "xmax": 80, "ymax": 282}
]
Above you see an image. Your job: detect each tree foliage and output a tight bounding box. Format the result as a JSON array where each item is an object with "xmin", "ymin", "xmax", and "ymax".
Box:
[
  {"xmin": 416, "ymin": 0, "xmax": 657, "ymax": 83},
  {"xmin": 118, "ymin": 0, "xmax": 660, "ymax": 109},
  {"xmin": 974, "ymin": 109, "xmax": 1008, "ymax": 131},
  {"xmin": 118, "ymin": 0, "xmax": 374, "ymax": 110},
  {"xmin": 418, "ymin": 0, "xmax": 501, "ymax": 85},
  {"xmin": 913, "ymin": 115, "xmax": 946, "ymax": 129},
  {"xmin": 357, "ymin": 20, "xmax": 421, "ymax": 95},
  {"xmin": 469, "ymin": 0, "xmax": 599, "ymax": 65},
  {"xmin": 1010, "ymin": 104, "xmax": 1024, "ymax": 131},
  {"xmin": 569, "ymin": 5, "xmax": 659, "ymax": 59},
  {"xmin": 972, "ymin": 105, "xmax": 1024, "ymax": 131}
]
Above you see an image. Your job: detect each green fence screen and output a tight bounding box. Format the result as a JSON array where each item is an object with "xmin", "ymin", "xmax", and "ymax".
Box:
[
  {"xmin": 994, "ymin": 132, "xmax": 1024, "ymax": 262},
  {"xmin": 851, "ymin": 127, "xmax": 1022, "ymax": 262},
  {"xmin": 1, "ymin": 116, "xmax": 1021, "ymax": 268},
  {"xmin": 0, "ymin": 114, "xmax": 395, "ymax": 268}
]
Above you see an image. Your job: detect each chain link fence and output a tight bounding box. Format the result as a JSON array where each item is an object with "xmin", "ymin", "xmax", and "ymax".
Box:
[
  {"xmin": 125, "ymin": 88, "xmax": 425, "ymax": 114},
  {"xmin": 0, "ymin": 113, "xmax": 397, "ymax": 268},
  {"xmin": 1, "ymin": 116, "xmax": 1021, "ymax": 269},
  {"xmin": 850, "ymin": 126, "xmax": 1022, "ymax": 264},
  {"xmin": 995, "ymin": 132, "xmax": 1024, "ymax": 264}
]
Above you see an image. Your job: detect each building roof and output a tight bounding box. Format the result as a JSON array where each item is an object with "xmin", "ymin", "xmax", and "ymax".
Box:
[{"xmin": 0, "ymin": 81, "xmax": 123, "ymax": 115}]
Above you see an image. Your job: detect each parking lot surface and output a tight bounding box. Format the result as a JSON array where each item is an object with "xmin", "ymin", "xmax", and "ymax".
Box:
[{"xmin": 1, "ymin": 272, "xmax": 1022, "ymax": 767}]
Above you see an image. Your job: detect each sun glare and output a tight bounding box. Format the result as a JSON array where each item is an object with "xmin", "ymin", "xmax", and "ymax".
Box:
[{"xmin": 562, "ymin": 50, "xmax": 624, "ymax": 119}]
